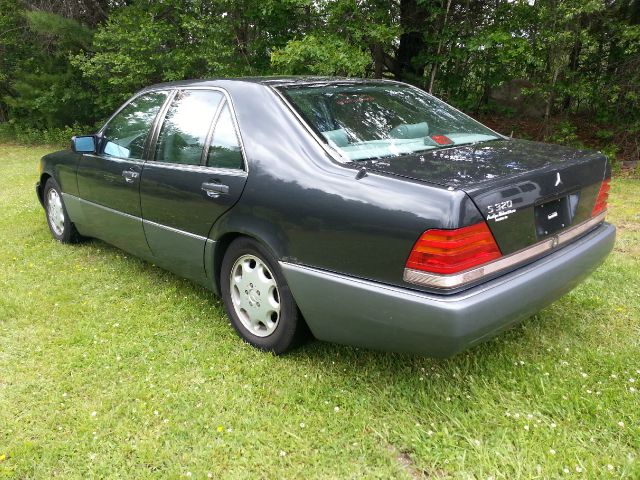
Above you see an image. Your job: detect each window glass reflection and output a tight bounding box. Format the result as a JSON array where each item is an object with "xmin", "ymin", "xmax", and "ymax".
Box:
[
  {"xmin": 282, "ymin": 84, "xmax": 500, "ymax": 161},
  {"xmin": 155, "ymin": 90, "xmax": 223, "ymax": 165},
  {"xmin": 207, "ymin": 103, "xmax": 243, "ymax": 170},
  {"xmin": 103, "ymin": 91, "xmax": 168, "ymax": 159}
]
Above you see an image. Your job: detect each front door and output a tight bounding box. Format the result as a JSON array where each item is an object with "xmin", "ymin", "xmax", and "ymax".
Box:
[
  {"xmin": 139, "ymin": 89, "xmax": 248, "ymax": 284},
  {"xmin": 76, "ymin": 91, "xmax": 169, "ymax": 256}
]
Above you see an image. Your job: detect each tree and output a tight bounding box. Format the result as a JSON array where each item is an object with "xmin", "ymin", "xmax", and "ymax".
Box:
[{"xmin": 0, "ymin": 0, "xmax": 638, "ymax": 129}]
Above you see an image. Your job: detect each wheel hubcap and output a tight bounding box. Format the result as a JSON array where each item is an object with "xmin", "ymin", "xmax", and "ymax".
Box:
[
  {"xmin": 229, "ymin": 254, "xmax": 280, "ymax": 337},
  {"xmin": 46, "ymin": 189, "xmax": 65, "ymax": 236}
]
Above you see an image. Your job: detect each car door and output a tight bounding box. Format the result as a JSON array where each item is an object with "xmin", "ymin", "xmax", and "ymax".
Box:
[
  {"xmin": 76, "ymin": 90, "xmax": 170, "ymax": 256},
  {"xmin": 139, "ymin": 88, "xmax": 248, "ymax": 284}
]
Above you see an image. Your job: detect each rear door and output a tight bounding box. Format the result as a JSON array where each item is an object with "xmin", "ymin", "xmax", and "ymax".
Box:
[
  {"xmin": 76, "ymin": 90, "xmax": 169, "ymax": 255},
  {"xmin": 139, "ymin": 88, "xmax": 248, "ymax": 284}
]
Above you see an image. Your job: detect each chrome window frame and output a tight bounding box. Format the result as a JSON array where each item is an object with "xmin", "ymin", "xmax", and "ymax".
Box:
[
  {"xmin": 97, "ymin": 89, "xmax": 173, "ymax": 162},
  {"xmin": 146, "ymin": 86, "xmax": 249, "ymax": 173}
]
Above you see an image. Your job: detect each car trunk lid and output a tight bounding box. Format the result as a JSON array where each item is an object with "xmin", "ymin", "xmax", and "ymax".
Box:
[{"xmin": 352, "ymin": 139, "xmax": 609, "ymax": 255}]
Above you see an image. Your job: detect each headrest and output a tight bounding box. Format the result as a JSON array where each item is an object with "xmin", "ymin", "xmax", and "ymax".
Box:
[
  {"xmin": 389, "ymin": 122, "xmax": 429, "ymax": 139},
  {"xmin": 322, "ymin": 128, "xmax": 349, "ymax": 147}
]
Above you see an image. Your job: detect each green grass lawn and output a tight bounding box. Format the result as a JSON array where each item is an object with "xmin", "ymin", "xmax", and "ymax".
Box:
[{"xmin": 0, "ymin": 144, "xmax": 638, "ymax": 479}]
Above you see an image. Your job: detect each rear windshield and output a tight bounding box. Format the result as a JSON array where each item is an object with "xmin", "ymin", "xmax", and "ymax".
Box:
[{"xmin": 279, "ymin": 83, "xmax": 501, "ymax": 161}]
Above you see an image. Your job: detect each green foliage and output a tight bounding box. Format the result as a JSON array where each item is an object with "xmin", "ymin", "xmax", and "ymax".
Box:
[
  {"xmin": 0, "ymin": 0, "xmax": 639, "ymax": 148},
  {"xmin": 24, "ymin": 10, "xmax": 93, "ymax": 49},
  {"xmin": 0, "ymin": 0, "xmax": 32, "ymax": 121},
  {"xmin": 72, "ymin": 1, "xmax": 232, "ymax": 114},
  {"xmin": 0, "ymin": 121, "xmax": 80, "ymax": 146},
  {"xmin": 596, "ymin": 129, "xmax": 616, "ymax": 140},
  {"xmin": 271, "ymin": 35, "xmax": 371, "ymax": 76},
  {"xmin": 601, "ymin": 143, "xmax": 622, "ymax": 171},
  {"xmin": 545, "ymin": 120, "xmax": 584, "ymax": 148},
  {"xmin": 271, "ymin": 0, "xmax": 398, "ymax": 77},
  {"xmin": 71, "ymin": 0, "xmax": 312, "ymax": 116},
  {"xmin": 1, "ymin": 5, "xmax": 95, "ymax": 128}
]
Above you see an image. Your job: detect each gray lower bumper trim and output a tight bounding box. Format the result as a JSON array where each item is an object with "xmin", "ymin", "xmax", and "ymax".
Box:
[{"xmin": 281, "ymin": 222, "xmax": 616, "ymax": 357}]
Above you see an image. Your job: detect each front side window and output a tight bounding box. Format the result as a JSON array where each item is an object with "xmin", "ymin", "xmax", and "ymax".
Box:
[
  {"xmin": 102, "ymin": 91, "xmax": 168, "ymax": 159},
  {"xmin": 155, "ymin": 90, "xmax": 223, "ymax": 165},
  {"xmin": 206, "ymin": 103, "xmax": 243, "ymax": 170},
  {"xmin": 279, "ymin": 83, "xmax": 501, "ymax": 162}
]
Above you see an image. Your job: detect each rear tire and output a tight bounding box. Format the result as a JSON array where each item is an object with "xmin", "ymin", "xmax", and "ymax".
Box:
[
  {"xmin": 220, "ymin": 237, "xmax": 306, "ymax": 354},
  {"xmin": 43, "ymin": 178, "xmax": 81, "ymax": 244}
]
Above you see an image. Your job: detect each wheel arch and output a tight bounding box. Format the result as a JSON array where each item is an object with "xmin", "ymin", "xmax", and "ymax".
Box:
[
  {"xmin": 210, "ymin": 231, "xmax": 283, "ymax": 295},
  {"xmin": 37, "ymin": 173, "xmax": 53, "ymax": 206},
  {"xmin": 211, "ymin": 231, "xmax": 242, "ymax": 295},
  {"xmin": 211, "ymin": 229, "xmax": 312, "ymax": 347}
]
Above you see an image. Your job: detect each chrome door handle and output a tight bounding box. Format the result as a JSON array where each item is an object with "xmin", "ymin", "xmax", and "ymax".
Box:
[
  {"xmin": 122, "ymin": 170, "xmax": 140, "ymax": 183},
  {"xmin": 202, "ymin": 182, "xmax": 229, "ymax": 198}
]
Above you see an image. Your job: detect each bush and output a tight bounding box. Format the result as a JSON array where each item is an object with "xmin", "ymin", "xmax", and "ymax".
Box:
[
  {"xmin": 545, "ymin": 120, "xmax": 584, "ymax": 148},
  {"xmin": 0, "ymin": 121, "xmax": 87, "ymax": 147}
]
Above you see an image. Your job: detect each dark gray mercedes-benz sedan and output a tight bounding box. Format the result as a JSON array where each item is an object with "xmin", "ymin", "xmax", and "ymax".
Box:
[{"xmin": 36, "ymin": 77, "xmax": 615, "ymax": 356}]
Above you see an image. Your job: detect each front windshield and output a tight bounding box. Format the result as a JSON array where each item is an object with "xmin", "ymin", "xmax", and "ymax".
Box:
[{"xmin": 280, "ymin": 83, "xmax": 501, "ymax": 162}]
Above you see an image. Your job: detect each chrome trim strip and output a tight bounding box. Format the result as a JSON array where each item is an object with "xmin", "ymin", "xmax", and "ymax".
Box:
[
  {"xmin": 142, "ymin": 219, "xmax": 207, "ymax": 242},
  {"xmin": 70, "ymin": 194, "xmax": 140, "ymax": 221},
  {"xmin": 81, "ymin": 154, "xmax": 146, "ymax": 168},
  {"xmin": 201, "ymin": 97, "xmax": 227, "ymax": 164},
  {"xmin": 66, "ymin": 195, "xmax": 208, "ymax": 242},
  {"xmin": 147, "ymin": 89, "xmax": 178, "ymax": 160},
  {"xmin": 139, "ymin": 160, "xmax": 248, "ymax": 177},
  {"xmin": 403, "ymin": 211, "xmax": 607, "ymax": 289}
]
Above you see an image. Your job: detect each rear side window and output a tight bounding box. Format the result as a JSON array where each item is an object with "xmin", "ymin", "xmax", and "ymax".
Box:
[
  {"xmin": 155, "ymin": 90, "xmax": 223, "ymax": 165},
  {"xmin": 102, "ymin": 91, "xmax": 168, "ymax": 159},
  {"xmin": 206, "ymin": 103, "xmax": 244, "ymax": 170}
]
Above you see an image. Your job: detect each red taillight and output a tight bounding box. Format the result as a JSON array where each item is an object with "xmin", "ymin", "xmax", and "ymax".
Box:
[
  {"xmin": 591, "ymin": 178, "xmax": 611, "ymax": 217},
  {"xmin": 406, "ymin": 222, "xmax": 502, "ymax": 275}
]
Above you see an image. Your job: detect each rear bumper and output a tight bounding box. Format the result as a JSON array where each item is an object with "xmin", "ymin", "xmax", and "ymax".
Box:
[{"xmin": 281, "ymin": 222, "xmax": 616, "ymax": 357}]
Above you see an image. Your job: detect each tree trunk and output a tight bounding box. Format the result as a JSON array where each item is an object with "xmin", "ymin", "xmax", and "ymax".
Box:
[
  {"xmin": 562, "ymin": 27, "xmax": 583, "ymax": 111},
  {"xmin": 428, "ymin": 0, "xmax": 453, "ymax": 93},
  {"xmin": 395, "ymin": 0, "xmax": 428, "ymax": 83},
  {"xmin": 372, "ymin": 43, "xmax": 384, "ymax": 78},
  {"xmin": 545, "ymin": 65, "xmax": 561, "ymax": 123}
]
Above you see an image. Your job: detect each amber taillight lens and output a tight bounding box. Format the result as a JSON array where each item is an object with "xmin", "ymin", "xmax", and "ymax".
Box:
[
  {"xmin": 406, "ymin": 222, "xmax": 503, "ymax": 275},
  {"xmin": 591, "ymin": 178, "xmax": 611, "ymax": 217}
]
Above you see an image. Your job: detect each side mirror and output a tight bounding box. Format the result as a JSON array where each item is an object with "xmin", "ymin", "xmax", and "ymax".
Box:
[{"xmin": 71, "ymin": 135, "xmax": 97, "ymax": 154}]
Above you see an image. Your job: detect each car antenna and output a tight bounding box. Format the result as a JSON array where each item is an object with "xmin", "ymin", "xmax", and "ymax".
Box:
[{"xmin": 355, "ymin": 167, "xmax": 368, "ymax": 180}]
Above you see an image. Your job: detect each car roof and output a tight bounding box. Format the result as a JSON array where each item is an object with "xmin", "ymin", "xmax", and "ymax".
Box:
[{"xmin": 139, "ymin": 76, "xmax": 397, "ymax": 92}]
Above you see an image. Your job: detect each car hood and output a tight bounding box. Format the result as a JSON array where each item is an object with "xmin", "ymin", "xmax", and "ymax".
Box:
[{"xmin": 349, "ymin": 139, "xmax": 600, "ymax": 189}]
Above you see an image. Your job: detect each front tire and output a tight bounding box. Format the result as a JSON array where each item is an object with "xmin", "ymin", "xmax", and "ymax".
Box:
[
  {"xmin": 43, "ymin": 178, "xmax": 80, "ymax": 243},
  {"xmin": 220, "ymin": 237, "xmax": 306, "ymax": 354}
]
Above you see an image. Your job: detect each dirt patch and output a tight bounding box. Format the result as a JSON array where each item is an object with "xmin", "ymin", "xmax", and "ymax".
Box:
[{"xmin": 384, "ymin": 443, "xmax": 446, "ymax": 479}]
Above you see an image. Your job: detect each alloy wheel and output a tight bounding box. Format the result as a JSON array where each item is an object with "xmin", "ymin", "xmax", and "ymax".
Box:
[
  {"xmin": 47, "ymin": 188, "xmax": 65, "ymax": 236},
  {"xmin": 229, "ymin": 254, "xmax": 281, "ymax": 337}
]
